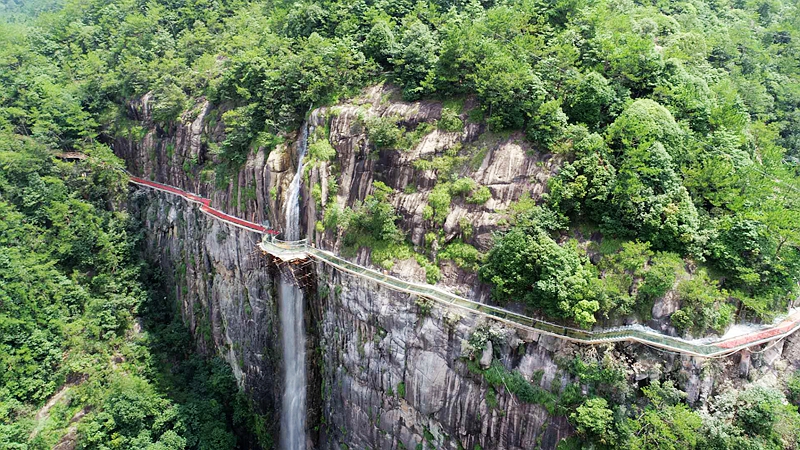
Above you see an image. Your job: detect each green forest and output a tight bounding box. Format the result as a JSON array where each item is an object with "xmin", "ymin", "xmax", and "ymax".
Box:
[
  {"xmin": 0, "ymin": 126, "xmax": 271, "ymax": 446},
  {"xmin": 2, "ymin": 0, "xmax": 800, "ymax": 448}
]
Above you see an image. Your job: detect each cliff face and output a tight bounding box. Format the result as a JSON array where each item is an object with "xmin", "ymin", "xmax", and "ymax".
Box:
[
  {"xmin": 114, "ymin": 93, "xmax": 296, "ymax": 231},
  {"xmin": 314, "ymin": 262, "xmax": 574, "ymax": 449},
  {"xmin": 305, "ymin": 86, "xmax": 559, "ymax": 299},
  {"xmin": 128, "ymin": 187, "xmax": 285, "ymax": 440},
  {"xmin": 118, "ymin": 85, "xmax": 800, "ymax": 449},
  {"xmin": 114, "ymin": 86, "xmax": 558, "ymax": 298},
  {"xmin": 128, "ymin": 183, "xmax": 579, "ymax": 449}
]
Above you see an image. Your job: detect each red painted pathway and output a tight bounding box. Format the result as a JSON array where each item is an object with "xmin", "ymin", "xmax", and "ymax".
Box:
[
  {"xmin": 130, "ymin": 176, "xmax": 273, "ymax": 234},
  {"xmin": 129, "ymin": 175, "xmax": 800, "ymax": 356}
]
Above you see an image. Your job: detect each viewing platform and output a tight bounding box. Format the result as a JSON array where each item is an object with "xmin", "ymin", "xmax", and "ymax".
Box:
[{"xmin": 260, "ymin": 238, "xmax": 310, "ymax": 262}]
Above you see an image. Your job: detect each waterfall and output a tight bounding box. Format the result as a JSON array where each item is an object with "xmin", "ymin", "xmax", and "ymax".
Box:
[
  {"xmin": 279, "ymin": 121, "xmax": 309, "ymax": 450},
  {"xmin": 284, "ymin": 123, "xmax": 308, "ymax": 241}
]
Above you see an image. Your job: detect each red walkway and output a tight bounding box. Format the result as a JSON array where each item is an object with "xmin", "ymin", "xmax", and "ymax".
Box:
[
  {"xmin": 129, "ymin": 176, "xmax": 271, "ymax": 234},
  {"xmin": 128, "ymin": 175, "xmax": 800, "ymax": 356}
]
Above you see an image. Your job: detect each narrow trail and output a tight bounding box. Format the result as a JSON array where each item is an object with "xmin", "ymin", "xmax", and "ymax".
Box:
[
  {"xmin": 29, "ymin": 385, "xmax": 72, "ymax": 440},
  {"xmin": 128, "ymin": 176, "xmax": 800, "ymax": 358}
]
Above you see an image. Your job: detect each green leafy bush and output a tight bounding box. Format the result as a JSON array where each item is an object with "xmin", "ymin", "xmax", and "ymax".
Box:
[
  {"xmin": 439, "ymin": 241, "xmax": 481, "ymax": 271},
  {"xmin": 526, "ymin": 99, "xmax": 568, "ymax": 147},
  {"xmin": 426, "ymin": 183, "xmax": 452, "ymax": 224},
  {"xmin": 787, "ymin": 371, "xmax": 800, "ymax": 404},
  {"xmin": 438, "ymin": 107, "xmax": 464, "ymax": 132},
  {"xmin": 571, "ymin": 398, "xmax": 616, "ymax": 445},
  {"xmin": 564, "ymin": 71, "xmax": 617, "ymax": 128},
  {"xmin": 672, "ymin": 270, "xmax": 734, "ymax": 334},
  {"xmin": 451, "ymin": 177, "xmax": 477, "ymax": 196},
  {"xmin": 467, "ymin": 186, "xmax": 491, "ymax": 204},
  {"xmin": 479, "ymin": 230, "xmax": 600, "ymax": 328},
  {"xmin": 365, "ymin": 115, "xmax": 405, "ymax": 150},
  {"xmin": 308, "ymin": 137, "xmax": 336, "ymax": 161},
  {"xmin": 638, "ymin": 252, "xmax": 683, "ymax": 301},
  {"xmin": 415, "ymin": 254, "xmax": 442, "ymax": 284},
  {"xmin": 470, "ymin": 361, "xmax": 556, "ymax": 414}
]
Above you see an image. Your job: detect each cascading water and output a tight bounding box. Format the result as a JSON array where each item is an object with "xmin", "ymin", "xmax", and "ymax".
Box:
[
  {"xmin": 279, "ymin": 122, "xmax": 309, "ymax": 450},
  {"xmin": 284, "ymin": 123, "xmax": 309, "ymax": 243}
]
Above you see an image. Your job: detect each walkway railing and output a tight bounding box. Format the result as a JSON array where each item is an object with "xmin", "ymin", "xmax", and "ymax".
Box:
[
  {"xmin": 130, "ymin": 175, "xmax": 800, "ymax": 358},
  {"xmin": 261, "ymin": 240, "xmax": 800, "ymax": 357}
]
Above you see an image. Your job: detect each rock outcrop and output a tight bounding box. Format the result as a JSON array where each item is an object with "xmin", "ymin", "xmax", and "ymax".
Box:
[
  {"xmin": 314, "ymin": 262, "xmax": 575, "ymax": 449},
  {"xmin": 117, "ymin": 84, "xmax": 800, "ymax": 450},
  {"xmin": 128, "ymin": 187, "xmax": 285, "ymax": 441}
]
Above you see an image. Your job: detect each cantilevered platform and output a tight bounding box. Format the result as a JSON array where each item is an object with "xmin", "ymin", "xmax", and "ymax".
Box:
[{"xmin": 259, "ymin": 239, "xmax": 309, "ymax": 262}]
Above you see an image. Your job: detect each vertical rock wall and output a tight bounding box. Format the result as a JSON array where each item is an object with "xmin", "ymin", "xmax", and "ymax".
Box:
[
  {"xmin": 113, "ymin": 95, "xmax": 299, "ymax": 230},
  {"xmin": 314, "ymin": 263, "xmax": 574, "ymax": 450},
  {"xmin": 129, "ymin": 186, "xmax": 285, "ymax": 441},
  {"xmin": 118, "ymin": 86, "xmax": 800, "ymax": 450}
]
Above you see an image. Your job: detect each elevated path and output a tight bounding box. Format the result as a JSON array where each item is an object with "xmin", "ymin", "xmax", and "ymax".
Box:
[{"xmin": 130, "ymin": 175, "xmax": 800, "ymax": 358}]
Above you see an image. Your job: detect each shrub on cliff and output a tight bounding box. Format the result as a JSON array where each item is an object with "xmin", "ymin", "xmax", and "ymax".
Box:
[{"xmin": 479, "ymin": 229, "xmax": 600, "ymax": 328}]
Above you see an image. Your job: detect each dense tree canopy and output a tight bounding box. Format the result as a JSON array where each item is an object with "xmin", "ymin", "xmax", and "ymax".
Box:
[
  {"xmin": 2, "ymin": 0, "xmax": 800, "ymax": 447},
  {"xmin": 0, "ymin": 136, "xmax": 269, "ymax": 448}
]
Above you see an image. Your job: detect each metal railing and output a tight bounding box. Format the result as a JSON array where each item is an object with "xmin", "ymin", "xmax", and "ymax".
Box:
[
  {"xmin": 258, "ymin": 238, "xmax": 800, "ymax": 357},
  {"xmin": 128, "ymin": 175, "xmax": 800, "ymax": 357},
  {"xmin": 267, "ymin": 237, "xmax": 308, "ymax": 250}
]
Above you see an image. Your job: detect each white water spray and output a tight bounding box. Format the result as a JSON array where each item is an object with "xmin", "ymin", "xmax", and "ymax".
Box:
[
  {"xmin": 279, "ymin": 122, "xmax": 309, "ymax": 450},
  {"xmin": 284, "ymin": 123, "xmax": 308, "ymax": 242}
]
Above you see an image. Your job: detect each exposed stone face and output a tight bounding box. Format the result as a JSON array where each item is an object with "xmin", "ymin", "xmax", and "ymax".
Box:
[
  {"xmin": 117, "ymin": 85, "xmax": 800, "ymax": 450},
  {"xmin": 128, "ymin": 187, "xmax": 284, "ymax": 442},
  {"xmin": 113, "ymin": 94, "xmax": 298, "ymax": 232},
  {"xmin": 314, "ymin": 263, "xmax": 575, "ymax": 450},
  {"xmin": 116, "ymin": 85, "xmax": 561, "ymax": 299},
  {"xmin": 129, "ymin": 182, "xmax": 584, "ymax": 450},
  {"xmin": 304, "ymin": 85, "xmax": 560, "ymax": 301}
]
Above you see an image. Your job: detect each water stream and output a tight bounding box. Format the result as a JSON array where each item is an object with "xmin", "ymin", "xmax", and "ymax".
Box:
[{"xmin": 279, "ymin": 122, "xmax": 309, "ymax": 450}]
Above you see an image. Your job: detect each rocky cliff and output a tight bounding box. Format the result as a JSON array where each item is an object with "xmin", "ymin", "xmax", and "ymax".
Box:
[
  {"xmin": 113, "ymin": 86, "xmax": 558, "ymax": 296},
  {"xmin": 128, "ymin": 187, "xmax": 284, "ymax": 436},
  {"xmin": 118, "ymin": 85, "xmax": 800, "ymax": 449},
  {"xmin": 129, "ymin": 185, "xmax": 330, "ymax": 447},
  {"xmin": 314, "ymin": 260, "xmax": 574, "ymax": 449}
]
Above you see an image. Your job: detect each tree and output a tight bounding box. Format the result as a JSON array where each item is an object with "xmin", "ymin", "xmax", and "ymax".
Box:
[
  {"xmin": 672, "ymin": 269, "xmax": 733, "ymax": 334},
  {"xmin": 735, "ymin": 386, "xmax": 783, "ymax": 439},
  {"xmin": 473, "ymin": 49, "xmax": 545, "ymax": 130},
  {"xmin": 589, "ymin": 16, "xmax": 665, "ymax": 95},
  {"xmin": 391, "ymin": 21, "xmax": 439, "ymax": 100},
  {"xmin": 606, "ymin": 99, "xmax": 686, "ymax": 162},
  {"xmin": 653, "ymin": 61, "xmax": 713, "ymax": 133},
  {"xmin": 564, "ymin": 71, "xmax": 617, "ymax": 128},
  {"xmin": 626, "ymin": 381, "xmax": 703, "ymax": 450},
  {"xmin": 479, "ymin": 229, "xmax": 600, "ymax": 327},
  {"xmin": 364, "ymin": 20, "xmax": 397, "ymax": 67},
  {"xmin": 526, "ymin": 99, "xmax": 569, "ymax": 147},
  {"xmin": 571, "ymin": 397, "xmax": 616, "ymax": 445},
  {"xmin": 605, "ymin": 142, "xmax": 701, "ymax": 253},
  {"xmin": 547, "ymin": 131, "xmax": 616, "ymax": 220},
  {"xmin": 150, "ymin": 75, "xmax": 188, "ymax": 124},
  {"xmin": 284, "ymin": 1, "xmax": 328, "ymax": 38}
]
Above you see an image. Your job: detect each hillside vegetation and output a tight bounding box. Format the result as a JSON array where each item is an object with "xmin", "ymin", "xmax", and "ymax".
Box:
[
  {"xmin": 0, "ymin": 141, "xmax": 271, "ymax": 447},
  {"xmin": 2, "ymin": 0, "xmax": 800, "ymax": 448},
  {"xmin": 2, "ymin": 0, "xmax": 799, "ymax": 330}
]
